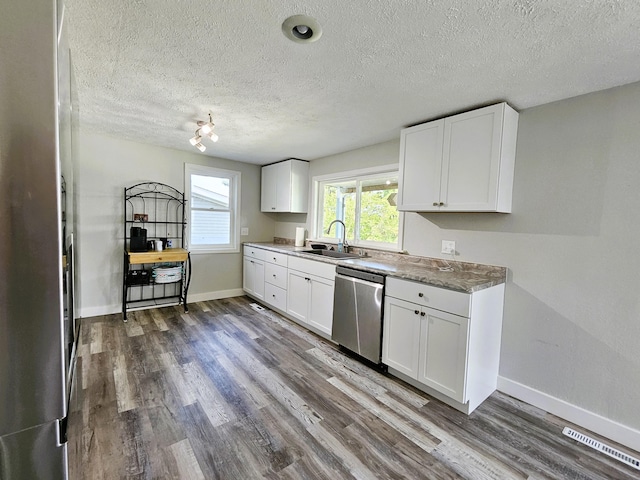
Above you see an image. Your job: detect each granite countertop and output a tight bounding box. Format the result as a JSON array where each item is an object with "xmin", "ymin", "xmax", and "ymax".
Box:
[{"xmin": 244, "ymin": 242, "xmax": 506, "ymax": 294}]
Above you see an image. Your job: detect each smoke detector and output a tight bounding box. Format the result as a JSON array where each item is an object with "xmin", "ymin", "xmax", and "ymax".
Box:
[{"xmin": 282, "ymin": 15, "xmax": 322, "ymax": 43}]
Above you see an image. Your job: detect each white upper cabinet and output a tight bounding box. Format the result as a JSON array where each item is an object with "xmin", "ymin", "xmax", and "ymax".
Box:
[
  {"xmin": 261, "ymin": 159, "xmax": 309, "ymax": 213},
  {"xmin": 397, "ymin": 103, "xmax": 518, "ymax": 213}
]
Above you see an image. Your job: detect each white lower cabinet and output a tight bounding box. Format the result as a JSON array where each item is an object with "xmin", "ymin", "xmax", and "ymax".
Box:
[
  {"xmin": 383, "ymin": 277, "xmax": 503, "ymax": 414},
  {"xmin": 307, "ymin": 275, "xmax": 334, "ymax": 335},
  {"xmin": 383, "ymin": 296, "xmax": 468, "ymax": 403},
  {"xmin": 381, "ymin": 297, "xmax": 422, "ymax": 378},
  {"xmin": 286, "ymin": 256, "xmax": 335, "ymax": 336},
  {"xmin": 286, "ymin": 269, "xmax": 309, "ymax": 322},
  {"xmin": 263, "ymin": 255, "xmax": 288, "ymax": 311},
  {"xmin": 286, "ymin": 269, "xmax": 335, "ymax": 335},
  {"xmin": 417, "ymin": 308, "xmax": 469, "ymax": 403},
  {"xmin": 264, "ymin": 282, "xmax": 286, "ymax": 311},
  {"xmin": 242, "ymin": 246, "xmax": 336, "ymax": 338},
  {"xmin": 243, "ymin": 256, "xmax": 265, "ymax": 300}
]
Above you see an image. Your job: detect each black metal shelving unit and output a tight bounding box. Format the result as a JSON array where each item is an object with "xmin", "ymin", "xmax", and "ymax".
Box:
[{"xmin": 123, "ymin": 182, "xmax": 191, "ymax": 320}]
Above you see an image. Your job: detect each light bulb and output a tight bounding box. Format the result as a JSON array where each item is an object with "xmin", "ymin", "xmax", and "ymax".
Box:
[
  {"xmin": 189, "ymin": 134, "xmax": 202, "ymax": 146},
  {"xmin": 295, "ymin": 25, "xmax": 309, "ymax": 35},
  {"xmin": 208, "ymin": 131, "xmax": 219, "ymax": 143},
  {"xmin": 200, "ymin": 123, "xmax": 213, "ymax": 135},
  {"xmin": 195, "ymin": 142, "xmax": 206, "ymax": 152}
]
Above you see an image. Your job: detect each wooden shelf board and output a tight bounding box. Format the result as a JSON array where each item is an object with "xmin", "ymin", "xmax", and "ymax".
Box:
[{"xmin": 127, "ymin": 248, "xmax": 188, "ymax": 265}]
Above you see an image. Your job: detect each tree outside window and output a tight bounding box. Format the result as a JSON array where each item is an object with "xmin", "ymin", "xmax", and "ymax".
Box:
[{"xmin": 317, "ymin": 170, "xmax": 400, "ymax": 249}]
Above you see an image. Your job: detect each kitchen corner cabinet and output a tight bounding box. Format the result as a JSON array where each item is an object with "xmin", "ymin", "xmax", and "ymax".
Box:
[
  {"xmin": 286, "ymin": 256, "xmax": 335, "ymax": 336},
  {"xmin": 398, "ymin": 102, "xmax": 518, "ymax": 213},
  {"xmin": 123, "ymin": 182, "xmax": 191, "ymax": 320},
  {"xmin": 261, "ymin": 159, "xmax": 309, "ymax": 213},
  {"xmin": 243, "ymin": 246, "xmax": 265, "ymax": 301},
  {"xmin": 382, "ymin": 277, "xmax": 504, "ymax": 414}
]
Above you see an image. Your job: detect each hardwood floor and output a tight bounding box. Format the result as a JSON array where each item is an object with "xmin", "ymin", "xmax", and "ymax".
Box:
[{"xmin": 67, "ymin": 296, "xmax": 638, "ymax": 479}]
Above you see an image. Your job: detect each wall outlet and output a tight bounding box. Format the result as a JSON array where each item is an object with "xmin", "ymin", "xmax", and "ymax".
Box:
[
  {"xmin": 441, "ymin": 240, "xmax": 456, "ymax": 255},
  {"xmin": 241, "ymin": 227, "xmax": 249, "ymax": 236}
]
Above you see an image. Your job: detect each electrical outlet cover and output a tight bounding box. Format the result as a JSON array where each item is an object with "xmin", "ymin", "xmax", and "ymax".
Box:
[{"xmin": 441, "ymin": 240, "xmax": 456, "ymax": 254}]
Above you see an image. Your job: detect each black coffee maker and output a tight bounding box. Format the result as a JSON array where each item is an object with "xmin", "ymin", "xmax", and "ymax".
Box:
[{"xmin": 129, "ymin": 226, "xmax": 147, "ymax": 252}]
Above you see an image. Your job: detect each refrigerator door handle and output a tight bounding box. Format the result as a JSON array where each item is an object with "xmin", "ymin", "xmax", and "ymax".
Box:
[{"xmin": 57, "ymin": 417, "xmax": 68, "ymax": 446}]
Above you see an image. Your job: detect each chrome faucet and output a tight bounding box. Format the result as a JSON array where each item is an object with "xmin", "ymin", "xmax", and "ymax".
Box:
[{"xmin": 326, "ymin": 219, "xmax": 347, "ymax": 252}]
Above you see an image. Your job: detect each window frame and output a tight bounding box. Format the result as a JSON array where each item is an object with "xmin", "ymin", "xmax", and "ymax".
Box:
[
  {"xmin": 184, "ymin": 163, "xmax": 241, "ymax": 254},
  {"xmin": 311, "ymin": 164, "xmax": 404, "ymax": 251}
]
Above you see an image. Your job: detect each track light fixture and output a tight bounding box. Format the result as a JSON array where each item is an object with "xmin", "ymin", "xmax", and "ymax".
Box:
[
  {"xmin": 189, "ymin": 112, "xmax": 219, "ymax": 152},
  {"xmin": 189, "ymin": 131, "xmax": 202, "ymax": 146}
]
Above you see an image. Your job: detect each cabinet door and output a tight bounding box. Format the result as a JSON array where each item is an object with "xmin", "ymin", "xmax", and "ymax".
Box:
[
  {"xmin": 307, "ymin": 276, "xmax": 334, "ymax": 336},
  {"xmin": 253, "ymin": 260, "xmax": 265, "ymax": 300},
  {"xmin": 418, "ymin": 308, "xmax": 469, "ymax": 403},
  {"xmin": 382, "ymin": 297, "xmax": 421, "ymax": 379},
  {"xmin": 441, "ymin": 104, "xmax": 503, "ymax": 211},
  {"xmin": 260, "ymin": 164, "xmax": 278, "ymax": 212},
  {"xmin": 243, "ymin": 256, "xmax": 254, "ymax": 293},
  {"xmin": 286, "ymin": 269, "xmax": 310, "ymax": 324},
  {"xmin": 397, "ymin": 119, "xmax": 444, "ymax": 211},
  {"xmin": 243, "ymin": 257, "xmax": 265, "ymax": 300},
  {"xmin": 273, "ymin": 161, "xmax": 292, "ymax": 212}
]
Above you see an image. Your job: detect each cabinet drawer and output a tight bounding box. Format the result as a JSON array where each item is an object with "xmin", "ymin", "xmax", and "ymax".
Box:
[
  {"xmin": 265, "ymin": 263, "xmax": 287, "ymax": 289},
  {"xmin": 265, "ymin": 283, "xmax": 287, "ymax": 311},
  {"xmin": 288, "ymin": 255, "xmax": 336, "ymax": 280},
  {"xmin": 386, "ymin": 277, "xmax": 470, "ymax": 318},
  {"xmin": 264, "ymin": 251, "xmax": 288, "ymax": 267},
  {"xmin": 243, "ymin": 245, "xmax": 265, "ymax": 260}
]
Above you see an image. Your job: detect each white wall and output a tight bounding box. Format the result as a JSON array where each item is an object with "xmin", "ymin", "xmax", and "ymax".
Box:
[
  {"xmin": 286, "ymin": 82, "xmax": 640, "ymax": 439},
  {"xmin": 274, "ymin": 140, "xmax": 401, "ymax": 241},
  {"xmin": 76, "ymin": 133, "xmax": 275, "ymax": 316}
]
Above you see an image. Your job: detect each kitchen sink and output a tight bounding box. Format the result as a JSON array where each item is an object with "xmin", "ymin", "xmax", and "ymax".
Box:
[{"xmin": 301, "ymin": 249, "xmax": 361, "ymax": 259}]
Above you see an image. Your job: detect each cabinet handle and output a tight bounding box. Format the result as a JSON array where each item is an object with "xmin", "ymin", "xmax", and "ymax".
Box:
[
  {"xmin": 414, "ymin": 310, "xmax": 419, "ymax": 315},
  {"xmin": 273, "ymin": 257, "xmax": 277, "ymax": 261},
  {"xmin": 439, "ymin": 202, "xmax": 444, "ymax": 206},
  {"xmin": 305, "ymin": 277, "xmax": 311, "ymax": 281},
  {"xmin": 418, "ymin": 292, "xmax": 424, "ymax": 298},
  {"xmin": 272, "ymin": 274, "xmax": 276, "ymax": 277},
  {"xmin": 420, "ymin": 312, "xmax": 426, "ymax": 317},
  {"xmin": 433, "ymin": 202, "xmax": 439, "ymax": 207},
  {"xmin": 271, "ymin": 207, "xmax": 275, "ymax": 210}
]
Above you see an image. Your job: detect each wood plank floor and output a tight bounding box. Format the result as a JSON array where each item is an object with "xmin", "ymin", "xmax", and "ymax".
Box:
[{"xmin": 67, "ymin": 296, "xmax": 639, "ymax": 479}]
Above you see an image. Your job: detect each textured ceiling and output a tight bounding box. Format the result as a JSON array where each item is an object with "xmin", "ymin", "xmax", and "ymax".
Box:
[{"xmin": 65, "ymin": 0, "xmax": 640, "ymax": 165}]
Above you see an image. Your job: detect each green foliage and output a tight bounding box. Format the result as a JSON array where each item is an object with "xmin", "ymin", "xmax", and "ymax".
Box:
[{"xmin": 322, "ymin": 184, "xmax": 398, "ymax": 245}]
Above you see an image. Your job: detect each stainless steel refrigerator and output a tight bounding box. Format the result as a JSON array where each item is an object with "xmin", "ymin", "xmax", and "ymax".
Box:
[{"xmin": 0, "ymin": 0, "xmax": 77, "ymax": 478}]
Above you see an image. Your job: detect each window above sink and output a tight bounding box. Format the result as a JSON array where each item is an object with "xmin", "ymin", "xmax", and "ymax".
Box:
[{"xmin": 312, "ymin": 164, "xmax": 404, "ymax": 251}]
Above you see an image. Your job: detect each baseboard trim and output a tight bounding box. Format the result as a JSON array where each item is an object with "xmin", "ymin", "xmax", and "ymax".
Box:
[
  {"xmin": 187, "ymin": 288, "xmax": 245, "ymax": 303},
  {"xmin": 497, "ymin": 376, "xmax": 640, "ymax": 453},
  {"xmin": 78, "ymin": 289, "xmax": 245, "ymax": 318},
  {"xmin": 79, "ymin": 304, "xmax": 121, "ymax": 318}
]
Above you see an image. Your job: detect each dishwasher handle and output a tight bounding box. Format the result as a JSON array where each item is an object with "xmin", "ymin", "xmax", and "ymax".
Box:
[{"xmin": 335, "ymin": 266, "xmax": 384, "ymax": 284}]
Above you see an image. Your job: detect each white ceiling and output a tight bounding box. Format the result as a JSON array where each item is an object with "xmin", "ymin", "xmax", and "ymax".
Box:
[{"xmin": 65, "ymin": 0, "xmax": 640, "ymax": 165}]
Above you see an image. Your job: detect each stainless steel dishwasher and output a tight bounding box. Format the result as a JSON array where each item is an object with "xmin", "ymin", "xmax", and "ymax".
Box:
[{"xmin": 332, "ymin": 266, "xmax": 385, "ymax": 364}]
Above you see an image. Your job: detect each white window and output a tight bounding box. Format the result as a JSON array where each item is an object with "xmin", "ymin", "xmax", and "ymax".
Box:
[
  {"xmin": 313, "ymin": 165, "xmax": 402, "ymax": 250},
  {"xmin": 185, "ymin": 164, "xmax": 240, "ymax": 253}
]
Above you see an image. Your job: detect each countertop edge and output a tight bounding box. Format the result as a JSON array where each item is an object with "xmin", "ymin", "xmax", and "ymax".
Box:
[{"xmin": 243, "ymin": 242, "xmax": 506, "ymax": 294}]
